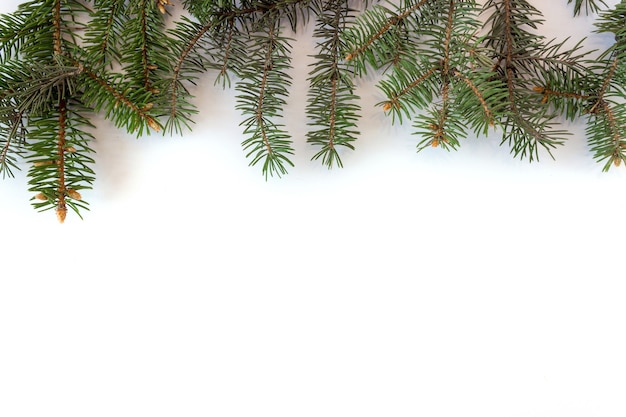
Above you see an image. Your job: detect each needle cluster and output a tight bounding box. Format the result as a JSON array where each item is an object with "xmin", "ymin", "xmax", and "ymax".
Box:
[{"xmin": 0, "ymin": 0, "xmax": 622, "ymax": 222}]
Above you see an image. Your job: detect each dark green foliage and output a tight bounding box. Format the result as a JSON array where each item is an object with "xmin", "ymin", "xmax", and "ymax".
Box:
[
  {"xmin": 82, "ymin": 0, "xmax": 127, "ymax": 66},
  {"xmin": 0, "ymin": 0, "xmax": 98, "ymax": 222},
  {"xmin": 1, "ymin": 0, "xmax": 626, "ymax": 221},
  {"xmin": 483, "ymin": 0, "xmax": 590, "ymax": 161},
  {"xmin": 584, "ymin": 1, "xmax": 626, "ymax": 170},
  {"xmin": 27, "ymin": 99, "xmax": 96, "ymax": 220},
  {"xmin": 306, "ymin": 0, "xmax": 360, "ymax": 168},
  {"xmin": 568, "ymin": 0, "xmax": 609, "ymax": 16},
  {"xmin": 0, "ymin": 0, "xmax": 167, "ymax": 222},
  {"xmin": 344, "ymin": 0, "xmax": 508, "ymax": 152},
  {"xmin": 235, "ymin": 13, "xmax": 295, "ymax": 178}
]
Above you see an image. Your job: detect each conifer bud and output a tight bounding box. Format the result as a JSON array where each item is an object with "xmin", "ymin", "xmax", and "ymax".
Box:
[
  {"xmin": 431, "ymin": 139, "xmax": 439, "ymax": 148},
  {"xmin": 345, "ymin": 53, "xmax": 353, "ymax": 61},
  {"xmin": 383, "ymin": 102, "xmax": 393, "ymax": 112},
  {"xmin": 56, "ymin": 206, "xmax": 67, "ymax": 223},
  {"xmin": 65, "ymin": 146, "xmax": 77, "ymax": 153},
  {"xmin": 34, "ymin": 160, "xmax": 54, "ymax": 167},
  {"xmin": 156, "ymin": 0, "xmax": 173, "ymax": 15},
  {"xmin": 614, "ymin": 157, "xmax": 622, "ymax": 167},
  {"xmin": 147, "ymin": 117, "xmax": 161, "ymax": 132},
  {"xmin": 67, "ymin": 189, "xmax": 82, "ymax": 200},
  {"xmin": 35, "ymin": 192, "xmax": 47, "ymax": 201}
]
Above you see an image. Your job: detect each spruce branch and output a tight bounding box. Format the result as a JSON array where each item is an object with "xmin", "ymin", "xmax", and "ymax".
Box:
[
  {"xmin": 27, "ymin": 98, "xmax": 96, "ymax": 223},
  {"xmin": 235, "ymin": 12, "xmax": 295, "ymax": 178},
  {"xmin": 0, "ymin": 0, "xmax": 97, "ymax": 222},
  {"xmin": 483, "ymin": 0, "xmax": 590, "ymax": 161},
  {"xmin": 120, "ymin": 0, "xmax": 172, "ymax": 92},
  {"xmin": 159, "ymin": 2, "xmax": 247, "ymax": 134},
  {"xmin": 0, "ymin": 106, "xmax": 26, "ymax": 179},
  {"xmin": 83, "ymin": 0, "xmax": 127, "ymax": 66},
  {"xmin": 583, "ymin": 2, "xmax": 626, "ymax": 170},
  {"xmin": 306, "ymin": 0, "xmax": 360, "ymax": 168},
  {"xmin": 160, "ymin": 15, "xmax": 215, "ymax": 135},
  {"xmin": 351, "ymin": 0, "xmax": 506, "ymax": 151},
  {"xmin": 2, "ymin": 0, "xmax": 626, "ymax": 221},
  {"xmin": 78, "ymin": 62, "xmax": 162, "ymax": 135},
  {"xmin": 568, "ymin": 0, "xmax": 609, "ymax": 16},
  {"xmin": 343, "ymin": 0, "xmax": 430, "ymax": 73}
]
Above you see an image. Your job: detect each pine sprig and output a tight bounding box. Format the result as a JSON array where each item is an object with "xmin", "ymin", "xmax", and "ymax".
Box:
[
  {"xmin": 568, "ymin": 0, "xmax": 609, "ymax": 16},
  {"xmin": 82, "ymin": 0, "xmax": 127, "ymax": 66},
  {"xmin": 343, "ymin": 0, "xmax": 431, "ymax": 73},
  {"xmin": 78, "ymin": 61, "xmax": 161, "ymax": 135},
  {"xmin": 306, "ymin": 0, "xmax": 360, "ymax": 168},
  {"xmin": 583, "ymin": 2, "xmax": 626, "ymax": 170},
  {"xmin": 159, "ymin": 1, "xmax": 248, "ymax": 135},
  {"xmin": 120, "ymin": 0, "xmax": 172, "ymax": 93},
  {"xmin": 235, "ymin": 13, "xmax": 295, "ymax": 178},
  {"xmin": 159, "ymin": 14, "xmax": 215, "ymax": 135},
  {"xmin": 0, "ymin": 102, "xmax": 26, "ymax": 179},
  {"xmin": 351, "ymin": 0, "xmax": 506, "ymax": 152},
  {"xmin": 0, "ymin": 0, "xmax": 96, "ymax": 222},
  {"xmin": 27, "ymin": 98, "xmax": 95, "ymax": 222},
  {"xmin": 483, "ymin": 0, "xmax": 590, "ymax": 161},
  {"xmin": 2, "ymin": 0, "xmax": 626, "ymax": 222}
]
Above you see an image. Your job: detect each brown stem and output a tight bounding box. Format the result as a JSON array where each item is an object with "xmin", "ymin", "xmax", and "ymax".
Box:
[
  {"xmin": 52, "ymin": 0, "xmax": 62, "ymax": 56},
  {"xmin": 56, "ymin": 98, "xmax": 67, "ymax": 223},
  {"xmin": 588, "ymin": 57, "xmax": 618, "ymax": 114},
  {"xmin": 456, "ymin": 71, "xmax": 495, "ymax": 125},
  {"xmin": 171, "ymin": 21, "xmax": 215, "ymax": 117},
  {"xmin": 257, "ymin": 19, "xmax": 279, "ymax": 157},
  {"xmin": 140, "ymin": 0, "xmax": 151, "ymax": 90},
  {"xmin": 346, "ymin": 0, "xmax": 429, "ymax": 61},
  {"xmin": 84, "ymin": 67, "xmax": 160, "ymax": 131},
  {"xmin": 384, "ymin": 67, "xmax": 437, "ymax": 110}
]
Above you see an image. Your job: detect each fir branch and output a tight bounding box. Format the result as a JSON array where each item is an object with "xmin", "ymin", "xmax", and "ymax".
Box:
[
  {"xmin": 120, "ymin": 0, "xmax": 172, "ymax": 93},
  {"xmin": 209, "ymin": 0, "xmax": 314, "ymax": 22},
  {"xmin": 27, "ymin": 97, "xmax": 96, "ymax": 223},
  {"xmin": 160, "ymin": 15, "xmax": 216, "ymax": 134},
  {"xmin": 0, "ymin": 3, "xmax": 44, "ymax": 62},
  {"xmin": 0, "ymin": 0, "xmax": 85, "ymax": 63},
  {"xmin": 235, "ymin": 13, "xmax": 295, "ymax": 178},
  {"xmin": 583, "ymin": 3, "xmax": 626, "ymax": 170},
  {"xmin": 52, "ymin": 0, "xmax": 62, "ymax": 56},
  {"xmin": 78, "ymin": 62, "xmax": 161, "ymax": 134},
  {"xmin": 3, "ymin": 0, "xmax": 626, "ymax": 222},
  {"xmin": 307, "ymin": 0, "xmax": 360, "ymax": 168},
  {"xmin": 483, "ymin": 0, "xmax": 588, "ymax": 161},
  {"xmin": 0, "ymin": 108, "xmax": 26, "ymax": 179},
  {"xmin": 568, "ymin": 0, "xmax": 609, "ymax": 16},
  {"xmin": 343, "ymin": 0, "xmax": 429, "ymax": 70},
  {"xmin": 83, "ymin": 0, "xmax": 126, "ymax": 66},
  {"xmin": 372, "ymin": 0, "xmax": 505, "ymax": 150},
  {"xmin": 587, "ymin": 98, "xmax": 626, "ymax": 170},
  {"xmin": 55, "ymin": 97, "xmax": 68, "ymax": 222},
  {"xmin": 454, "ymin": 70, "xmax": 496, "ymax": 127},
  {"xmin": 215, "ymin": 17, "xmax": 237, "ymax": 85}
]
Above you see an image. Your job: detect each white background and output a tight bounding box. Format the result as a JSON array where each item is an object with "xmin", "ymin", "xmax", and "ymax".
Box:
[{"xmin": 1, "ymin": 1, "xmax": 625, "ymax": 416}]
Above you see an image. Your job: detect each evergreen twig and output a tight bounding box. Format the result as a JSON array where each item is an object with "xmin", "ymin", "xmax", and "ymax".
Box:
[{"xmin": 1, "ymin": 0, "xmax": 625, "ymax": 222}]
